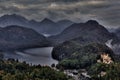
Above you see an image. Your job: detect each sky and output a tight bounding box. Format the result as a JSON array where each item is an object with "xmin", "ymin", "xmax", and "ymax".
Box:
[{"xmin": 0, "ymin": 0, "xmax": 119, "ymax": 28}]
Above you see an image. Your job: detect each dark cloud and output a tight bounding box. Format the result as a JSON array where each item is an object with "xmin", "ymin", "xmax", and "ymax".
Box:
[{"xmin": 0, "ymin": 0, "xmax": 119, "ymax": 28}]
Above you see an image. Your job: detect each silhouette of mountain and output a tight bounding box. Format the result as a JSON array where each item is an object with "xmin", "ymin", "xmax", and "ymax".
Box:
[
  {"xmin": 0, "ymin": 25, "xmax": 48, "ymax": 51},
  {"xmin": 49, "ymin": 20, "xmax": 119, "ymax": 45},
  {"xmin": 0, "ymin": 14, "xmax": 74, "ymax": 35},
  {"xmin": 37, "ymin": 18, "xmax": 60, "ymax": 35},
  {"xmin": 0, "ymin": 14, "xmax": 29, "ymax": 27},
  {"xmin": 56, "ymin": 20, "xmax": 74, "ymax": 31},
  {"xmin": 114, "ymin": 27, "xmax": 120, "ymax": 39}
]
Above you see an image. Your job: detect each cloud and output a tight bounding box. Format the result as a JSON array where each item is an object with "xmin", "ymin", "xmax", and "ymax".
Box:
[{"xmin": 0, "ymin": 0, "xmax": 119, "ymax": 28}]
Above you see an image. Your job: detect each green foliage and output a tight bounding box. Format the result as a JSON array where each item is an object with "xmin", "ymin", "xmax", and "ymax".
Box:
[
  {"xmin": 88, "ymin": 62, "xmax": 120, "ymax": 80},
  {"xmin": 52, "ymin": 39, "xmax": 120, "ymax": 80},
  {"xmin": 52, "ymin": 41, "xmax": 81, "ymax": 60},
  {"xmin": 52, "ymin": 40, "xmax": 117, "ymax": 69},
  {"xmin": 0, "ymin": 59, "xmax": 68, "ymax": 80},
  {"xmin": 58, "ymin": 59, "xmax": 79, "ymax": 69}
]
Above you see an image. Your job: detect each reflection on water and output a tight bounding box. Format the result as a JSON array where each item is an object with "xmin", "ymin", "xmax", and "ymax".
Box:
[{"xmin": 4, "ymin": 47, "xmax": 58, "ymax": 66}]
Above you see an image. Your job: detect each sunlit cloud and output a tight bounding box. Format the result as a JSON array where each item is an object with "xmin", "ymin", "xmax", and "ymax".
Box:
[
  {"xmin": 12, "ymin": 3, "xmax": 27, "ymax": 9},
  {"xmin": 50, "ymin": 3, "xmax": 58, "ymax": 8}
]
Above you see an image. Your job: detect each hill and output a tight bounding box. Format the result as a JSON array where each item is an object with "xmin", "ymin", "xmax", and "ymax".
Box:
[
  {"xmin": 49, "ymin": 20, "xmax": 119, "ymax": 45},
  {"xmin": 0, "ymin": 25, "xmax": 48, "ymax": 51}
]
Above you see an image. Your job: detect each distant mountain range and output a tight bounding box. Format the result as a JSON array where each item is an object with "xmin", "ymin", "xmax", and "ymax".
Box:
[
  {"xmin": 0, "ymin": 25, "xmax": 48, "ymax": 51},
  {"xmin": 49, "ymin": 20, "xmax": 119, "ymax": 45},
  {"xmin": 0, "ymin": 14, "xmax": 119, "ymax": 52},
  {"xmin": 0, "ymin": 14, "xmax": 73, "ymax": 35}
]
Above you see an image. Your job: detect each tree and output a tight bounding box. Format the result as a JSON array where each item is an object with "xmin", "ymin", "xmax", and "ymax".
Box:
[{"xmin": 51, "ymin": 63, "xmax": 55, "ymax": 68}]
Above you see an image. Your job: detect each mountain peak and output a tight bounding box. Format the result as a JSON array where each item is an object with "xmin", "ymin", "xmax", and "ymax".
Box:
[
  {"xmin": 86, "ymin": 20, "xmax": 99, "ymax": 25},
  {"xmin": 0, "ymin": 14, "xmax": 29, "ymax": 27},
  {"xmin": 0, "ymin": 14, "xmax": 27, "ymax": 22},
  {"xmin": 41, "ymin": 18, "xmax": 55, "ymax": 23}
]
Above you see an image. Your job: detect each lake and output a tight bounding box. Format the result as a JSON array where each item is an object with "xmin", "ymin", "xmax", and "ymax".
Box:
[{"xmin": 3, "ymin": 47, "xmax": 58, "ymax": 66}]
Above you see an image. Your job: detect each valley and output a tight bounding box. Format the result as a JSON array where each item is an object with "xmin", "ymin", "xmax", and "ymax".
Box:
[{"xmin": 0, "ymin": 14, "xmax": 119, "ymax": 80}]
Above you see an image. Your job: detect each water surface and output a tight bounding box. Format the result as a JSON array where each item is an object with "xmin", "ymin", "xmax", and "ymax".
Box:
[{"xmin": 4, "ymin": 47, "xmax": 58, "ymax": 66}]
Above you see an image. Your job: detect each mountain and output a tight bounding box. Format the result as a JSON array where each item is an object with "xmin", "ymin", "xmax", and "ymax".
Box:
[
  {"xmin": 52, "ymin": 40, "xmax": 120, "ymax": 80},
  {"xmin": 114, "ymin": 27, "xmax": 120, "ymax": 39},
  {"xmin": 0, "ymin": 25, "xmax": 48, "ymax": 51},
  {"xmin": 31, "ymin": 19, "xmax": 74, "ymax": 35},
  {"xmin": 38, "ymin": 19, "xmax": 74, "ymax": 35},
  {"xmin": 107, "ymin": 28, "xmax": 116, "ymax": 33},
  {"xmin": 0, "ymin": 14, "xmax": 29, "ymax": 27},
  {"xmin": 52, "ymin": 41, "xmax": 120, "ymax": 69},
  {"xmin": 49, "ymin": 20, "xmax": 119, "ymax": 45},
  {"xmin": 56, "ymin": 20, "xmax": 74, "ymax": 31},
  {"xmin": 36, "ymin": 18, "xmax": 61, "ymax": 35},
  {"xmin": 0, "ymin": 14, "xmax": 74, "ymax": 35}
]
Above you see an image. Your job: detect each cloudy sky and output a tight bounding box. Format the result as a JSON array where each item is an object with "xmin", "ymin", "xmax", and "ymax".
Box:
[{"xmin": 0, "ymin": 0, "xmax": 119, "ymax": 28}]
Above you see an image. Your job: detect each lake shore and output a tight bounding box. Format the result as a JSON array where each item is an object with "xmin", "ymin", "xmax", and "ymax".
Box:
[{"xmin": 3, "ymin": 47, "xmax": 58, "ymax": 66}]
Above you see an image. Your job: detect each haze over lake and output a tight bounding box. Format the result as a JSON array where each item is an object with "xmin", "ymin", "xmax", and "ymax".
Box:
[{"xmin": 4, "ymin": 47, "xmax": 58, "ymax": 66}]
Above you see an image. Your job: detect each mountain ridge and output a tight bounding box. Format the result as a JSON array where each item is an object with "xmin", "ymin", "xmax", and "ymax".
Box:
[
  {"xmin": 0, "ymin": 25, "xmax": 48, "ymax": 51},
  {"xmin": 0, "ymin": 14, "xmax": 74, "ymax": 35},
  {"xmin": 49, "ymin": 20, "xmax": 119, "ymax": 46}
]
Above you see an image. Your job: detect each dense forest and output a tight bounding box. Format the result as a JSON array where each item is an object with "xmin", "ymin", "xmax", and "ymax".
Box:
[
  {"xmin": 88, "ymin": 62, "xmax": 120, "ymax": 80},
  {"xmin": 52, "ymin": 41, "xmax": 120, "ymax": 80},
  {"xmin": 0, "ymin": 58, "xmax": 70, "ymax": 80}
]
